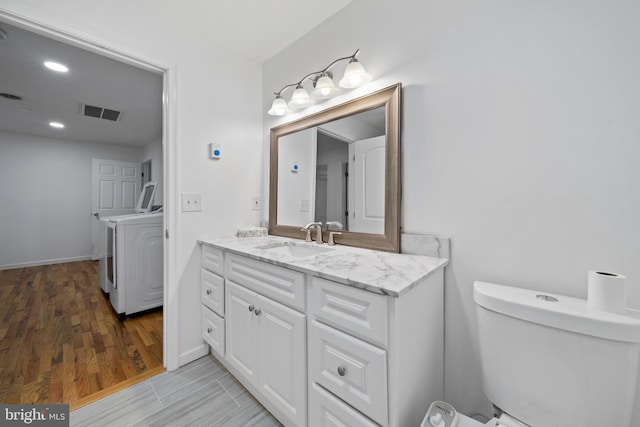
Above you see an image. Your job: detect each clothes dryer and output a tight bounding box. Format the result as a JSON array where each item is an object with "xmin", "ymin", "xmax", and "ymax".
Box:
[{"xmin": 106, "ymin": 212, "xmax": 163, "ymax": 316}]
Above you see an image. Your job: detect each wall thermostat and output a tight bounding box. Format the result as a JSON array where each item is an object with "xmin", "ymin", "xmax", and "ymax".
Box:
[
  {"xmin": 209, "ymin": 143, "xmax": 222, "ymax": 159},
  {"xmin": 291, "ymin": 161, "xmax": 299, "ymax": 172}
]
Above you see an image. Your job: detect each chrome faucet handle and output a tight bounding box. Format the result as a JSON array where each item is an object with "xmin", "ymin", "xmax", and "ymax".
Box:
[{"xmin": 328, "ymin": 231, "xmax": 342, "ymax": 246}]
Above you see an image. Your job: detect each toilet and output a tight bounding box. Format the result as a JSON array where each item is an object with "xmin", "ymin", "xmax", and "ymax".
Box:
[{"xmin": 423, "ymin": 281, "xmax": 640, "ymax": 427}]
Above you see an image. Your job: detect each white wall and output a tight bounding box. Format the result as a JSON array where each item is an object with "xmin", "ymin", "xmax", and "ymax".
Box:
[
  {"xmin": 277, "ymin": 128, "xmax": 316, "ymax": 226},
  {"xmin": 264, "ymin": 0, "xmax": 640, "ymax": 421},
  {"xmin": 1, "ymin": 1, "xmax": 264, "ymax": 368},
  {"xmin": 0, "ymin": 130, "xmax": 143, "ymax": 269}
]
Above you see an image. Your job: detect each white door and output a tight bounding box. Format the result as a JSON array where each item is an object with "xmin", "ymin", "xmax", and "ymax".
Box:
[
  {"xmin": 349, "ymin": 136, "xmax": 385, "ymax": 234},
  {"xmin": 257, "ymin": 294, "xmax": 306, "ymax": 427},
  {"xmin": 226, "ymin": 281, "xmax": 258, "ymax": 385},
  {"xmin": 91, "ymin": 158, "xmax": 141, "ymax": 259}
]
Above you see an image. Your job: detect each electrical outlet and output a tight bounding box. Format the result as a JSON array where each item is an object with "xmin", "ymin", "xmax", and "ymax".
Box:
[
  {"xmin": 252, "ymin": 196, "xmax": 262, "ymax": 210},
  {"xmin": 300, "ymin": 199, "xmax": 310, "ymax": 212},
  {"xmin": 182, "ymin": 193, "xmax": 202, "ymax": 212}
]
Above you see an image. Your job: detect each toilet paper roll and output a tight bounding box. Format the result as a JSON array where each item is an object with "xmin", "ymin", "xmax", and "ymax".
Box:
[{"xmin": 587, "ymin": 270, "xmax": 627, "ymax": 314}]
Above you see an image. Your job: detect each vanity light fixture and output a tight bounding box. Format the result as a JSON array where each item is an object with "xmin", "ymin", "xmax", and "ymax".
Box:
[
  {"xmin": 312, "ymin": 72, "xmax": 341, "ymax": 100},
  {"xmin": 288, "ymin": 84, "xmax": 314, "ymax": 109},
  {"xmin": 49, "ymin": 121, "xmax": 65, "ymax": 128},
  {"xmin": 267, "ymin": 95, "xmax": 290, "ymax": 116},
  {"xmin": 267, "ymin": 49, "xmax": 372, "ymax": 116}
]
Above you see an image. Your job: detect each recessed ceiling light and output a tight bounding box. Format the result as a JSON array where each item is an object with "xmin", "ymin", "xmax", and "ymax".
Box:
[
  {"xmin": 49, "ymin": 121, "xmax": 65, "ymax": 128},
  {"xmin": 44, "ymin": 61, "xmax": 69, "ymax": 73}
]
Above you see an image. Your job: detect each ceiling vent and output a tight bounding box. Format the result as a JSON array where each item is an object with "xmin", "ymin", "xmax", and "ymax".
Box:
[
  {"xmin": 0, "ymin": 92, "xmax": 23, "ymax": 100},
  {"xmin": 81, "ymin": 103, "xmax": 122, "ymax": 122}
]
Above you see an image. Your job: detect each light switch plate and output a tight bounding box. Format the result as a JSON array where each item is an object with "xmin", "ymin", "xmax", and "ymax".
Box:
[
  {"xmin": 300, "ymin": 199, "xmax": 310, "ymax": 212},
  {"xmin": 252, "ymin": 196, "xmax": 261, "ymax": 210},
  {"xmin": 182, "ymin": 192, "xmax": 202, "ymax": 212}
]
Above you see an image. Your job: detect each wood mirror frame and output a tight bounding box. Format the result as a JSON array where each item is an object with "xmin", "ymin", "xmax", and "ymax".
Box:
[{"xmin": 269, "ymin": 83, "xmax": 401, "ymax": 252}]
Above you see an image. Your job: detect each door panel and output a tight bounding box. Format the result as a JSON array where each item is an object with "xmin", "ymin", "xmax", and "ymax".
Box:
[
  {"xmin": 350, "ymin": 136, "xmax": 385, "ymax": 234},
  {"xmin": 225, "ymin": 281, "xmax": 258, "ymax": 385},
  {"xmin": 257, "ymin": 294, "xmax": 306, "ymax": 427},
  {"xmin": 91, "ymin": 158, "xmax": 141, "ymax": 259}
]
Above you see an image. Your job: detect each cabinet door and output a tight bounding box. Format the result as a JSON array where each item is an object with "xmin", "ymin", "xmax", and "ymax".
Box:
[
  {"xmin": 225, "ymin": 281, "xmax": 258, "ymax": 385},
  {"xmin": 257, "ymin": 294, "xmax": 307, "ymax": 427}
]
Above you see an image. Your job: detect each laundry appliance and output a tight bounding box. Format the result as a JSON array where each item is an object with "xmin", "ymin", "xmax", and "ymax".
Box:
[
  {"xmin": 100, "ymin": 181, "xmax": 164, "ymax": 316},
  {"xmin": 99, "ymin": 181, "xmax": 158, "ymax": 293}
]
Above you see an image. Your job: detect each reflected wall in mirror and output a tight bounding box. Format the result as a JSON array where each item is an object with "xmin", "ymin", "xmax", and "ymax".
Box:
[{"xmin": 270, "ymin": 83, "xmax": 401, "ymax": 252}]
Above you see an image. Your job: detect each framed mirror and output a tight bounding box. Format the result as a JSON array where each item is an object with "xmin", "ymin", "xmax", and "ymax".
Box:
[{"xmin": 269, "ymin": 83, "xmax": 401, "ymax": 252}]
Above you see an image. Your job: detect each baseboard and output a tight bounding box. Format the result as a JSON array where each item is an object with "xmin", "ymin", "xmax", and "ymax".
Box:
[
  {"xmin": 0, "ymin": 255, "xmax": 93, "ymax": 271},
  {"xmin": 178, "ymin": 343, "xmax": 209, "ymax": 368}
]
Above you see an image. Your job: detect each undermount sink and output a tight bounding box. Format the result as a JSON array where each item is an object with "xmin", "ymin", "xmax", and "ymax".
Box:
[{"xmin": 255, "ymin": 241, "xmax": 334, "ymax": 258}]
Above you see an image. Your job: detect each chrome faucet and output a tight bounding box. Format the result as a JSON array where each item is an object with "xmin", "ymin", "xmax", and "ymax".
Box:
[{"xmin": 301, "ymin": 222, "xmax": 323, "ymax": 243}]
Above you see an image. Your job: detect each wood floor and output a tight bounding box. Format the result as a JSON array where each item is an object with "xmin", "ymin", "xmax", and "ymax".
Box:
[
  {"xmin": 71, "ymin": 355, "xmax": 281, "ymax": 427},
  {"xmin": 0, "ymin": 260, "xmax": 164, "ymax": 408}
]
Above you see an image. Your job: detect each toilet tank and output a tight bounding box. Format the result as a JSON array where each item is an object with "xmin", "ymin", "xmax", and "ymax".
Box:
[{"xmin": 474, "ymin": 281, "xmax": 640, "ymax": 427}]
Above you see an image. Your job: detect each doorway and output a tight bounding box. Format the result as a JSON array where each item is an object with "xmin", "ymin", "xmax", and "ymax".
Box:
[{"xmin": 0, "ymin": 11, "xmax": 176, "ymax": 405}]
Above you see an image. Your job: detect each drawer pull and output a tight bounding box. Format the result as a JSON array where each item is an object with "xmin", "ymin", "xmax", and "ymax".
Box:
[
  {"xmin": 337, "ymin": 366, "xmax": 347, "ymax": 376},
  {"xmin": 207, "ymin": 327, "xmax": 212, "ymax": 333},
  {"xmin": 248, "ymin": 304, "xmax": 255, "ymax": 312},
  {"xmin": 254, "ymin": 308, "xmax": 262, "ymax": 316},
  {"xmin": 206, "ymin": 289, "xmax": 212, "ymax": 295}
]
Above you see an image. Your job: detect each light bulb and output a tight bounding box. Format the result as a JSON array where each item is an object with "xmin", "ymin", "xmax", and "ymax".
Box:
[
  {"xmin": 339, "ymin": 59, "xmax": 372, "ymax": 89},
  {"xmin": 268, "ymin": 97, "xmax": 290, "ymax": 116},
  {"xmin": 44, "ymin": 61, "xmax": 69, "ymax": 73},
  {"xmin": 288, "ymin": 85, "xmax": 314, "ymax": 109},
  {"xmin": 312, "ymin": 75, "xmax": 341, "ymax": 100}
]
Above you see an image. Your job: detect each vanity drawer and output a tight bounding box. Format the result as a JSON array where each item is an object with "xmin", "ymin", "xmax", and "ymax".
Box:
[
  {"xmin": 202, "ymin": 305, "xmax": 225, "ymax": 356},
  {"xmin": 310, "ymin": 276, "xmax": 388, "ymax": 347},
  {"xmin": 225, "ymin": 252, "xmax": 305, "ymax": 311},
  {"xmin": 201, "ymin": 269, "xmax": 224, "ymax": 316},
  {"xmin": 309, "ymin": 320, "xmax": 388, "ymax": 426},
  {"xmin": 309, "ymin": 382, "xmax": 380, "ymax": 427},
  {"xmin": 202, "ymin": 245, "xmax": 224, "ymax": 275}
]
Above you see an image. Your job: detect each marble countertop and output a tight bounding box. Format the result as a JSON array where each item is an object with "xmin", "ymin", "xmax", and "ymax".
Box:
[{"xmin": 199, "ymin": 235, "xmax": 448, "ymax": 297}]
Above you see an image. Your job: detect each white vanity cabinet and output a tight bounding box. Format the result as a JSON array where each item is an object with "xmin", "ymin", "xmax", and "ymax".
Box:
[
  {"xmin": 200, "ymin": 238, "xmax": 446, "ymax": 427},
  {"xmin": 307, "ymin": 274, "xmax": 444, "ymax": 427},
  {"xmin": 223, "ymin": 253, "xmax": 307, "ymax": 427}
]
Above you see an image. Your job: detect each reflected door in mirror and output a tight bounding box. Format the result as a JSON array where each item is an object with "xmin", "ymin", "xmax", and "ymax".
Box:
[{"xmin": 350, "ymin": 135, "xmax": 385, "ymax": 234}]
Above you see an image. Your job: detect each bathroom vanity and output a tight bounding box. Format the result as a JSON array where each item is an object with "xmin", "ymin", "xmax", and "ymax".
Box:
[{"xmin": 199, "ymin": 235, "xmax": 448, "ymax": 427}]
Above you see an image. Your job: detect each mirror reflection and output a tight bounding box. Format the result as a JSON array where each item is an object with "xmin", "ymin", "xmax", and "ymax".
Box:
[
  {"xmin": 270, "ymin": 83, "xmax": 401, "ymax": 252},
  {"xmin": 277, "ymin": 107, "xmax": 386, "ymax": 233}
]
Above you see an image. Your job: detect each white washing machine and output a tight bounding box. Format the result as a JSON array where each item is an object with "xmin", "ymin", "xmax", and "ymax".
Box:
[
  {"xmin": 105, "ymin": 211, "xmax": 163, "ymax": 317},
  {"xmin": 98, "ymin": 181, "xmax": 159, "ymax": 294}
]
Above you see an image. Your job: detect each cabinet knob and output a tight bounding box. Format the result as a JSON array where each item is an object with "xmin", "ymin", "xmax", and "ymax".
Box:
[
  {"xmin": 206, "ymin": 289, "xmax": 212, "ymax": 295},
  {"xmin": 254, "ymin": 308, "xmax": 262, "ymax": 316},
  {"xmin": 207, "ymin": 327, "xmax": 212, "ymax": 334},
  {"xmin": 248, "ymin": 304, "xmax": 255, "ymax": 312},
  {"xmin": 337, "ymin": 366, "xmax": 347, "ymax": 376}
]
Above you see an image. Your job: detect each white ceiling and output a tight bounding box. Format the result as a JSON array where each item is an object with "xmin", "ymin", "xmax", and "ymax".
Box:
[
  {"xmin": 0, "ymin": 1, "xmax": 352, "ymax": 146},
  {"xmin": 0, "ymin": 22, "xmax": 163, "ymax": 146}
]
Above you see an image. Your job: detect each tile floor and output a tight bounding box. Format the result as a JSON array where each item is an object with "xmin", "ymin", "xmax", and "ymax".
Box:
[{"xmin": 70, "ymin": 354, "xmax": 282, "ymax": 427}]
